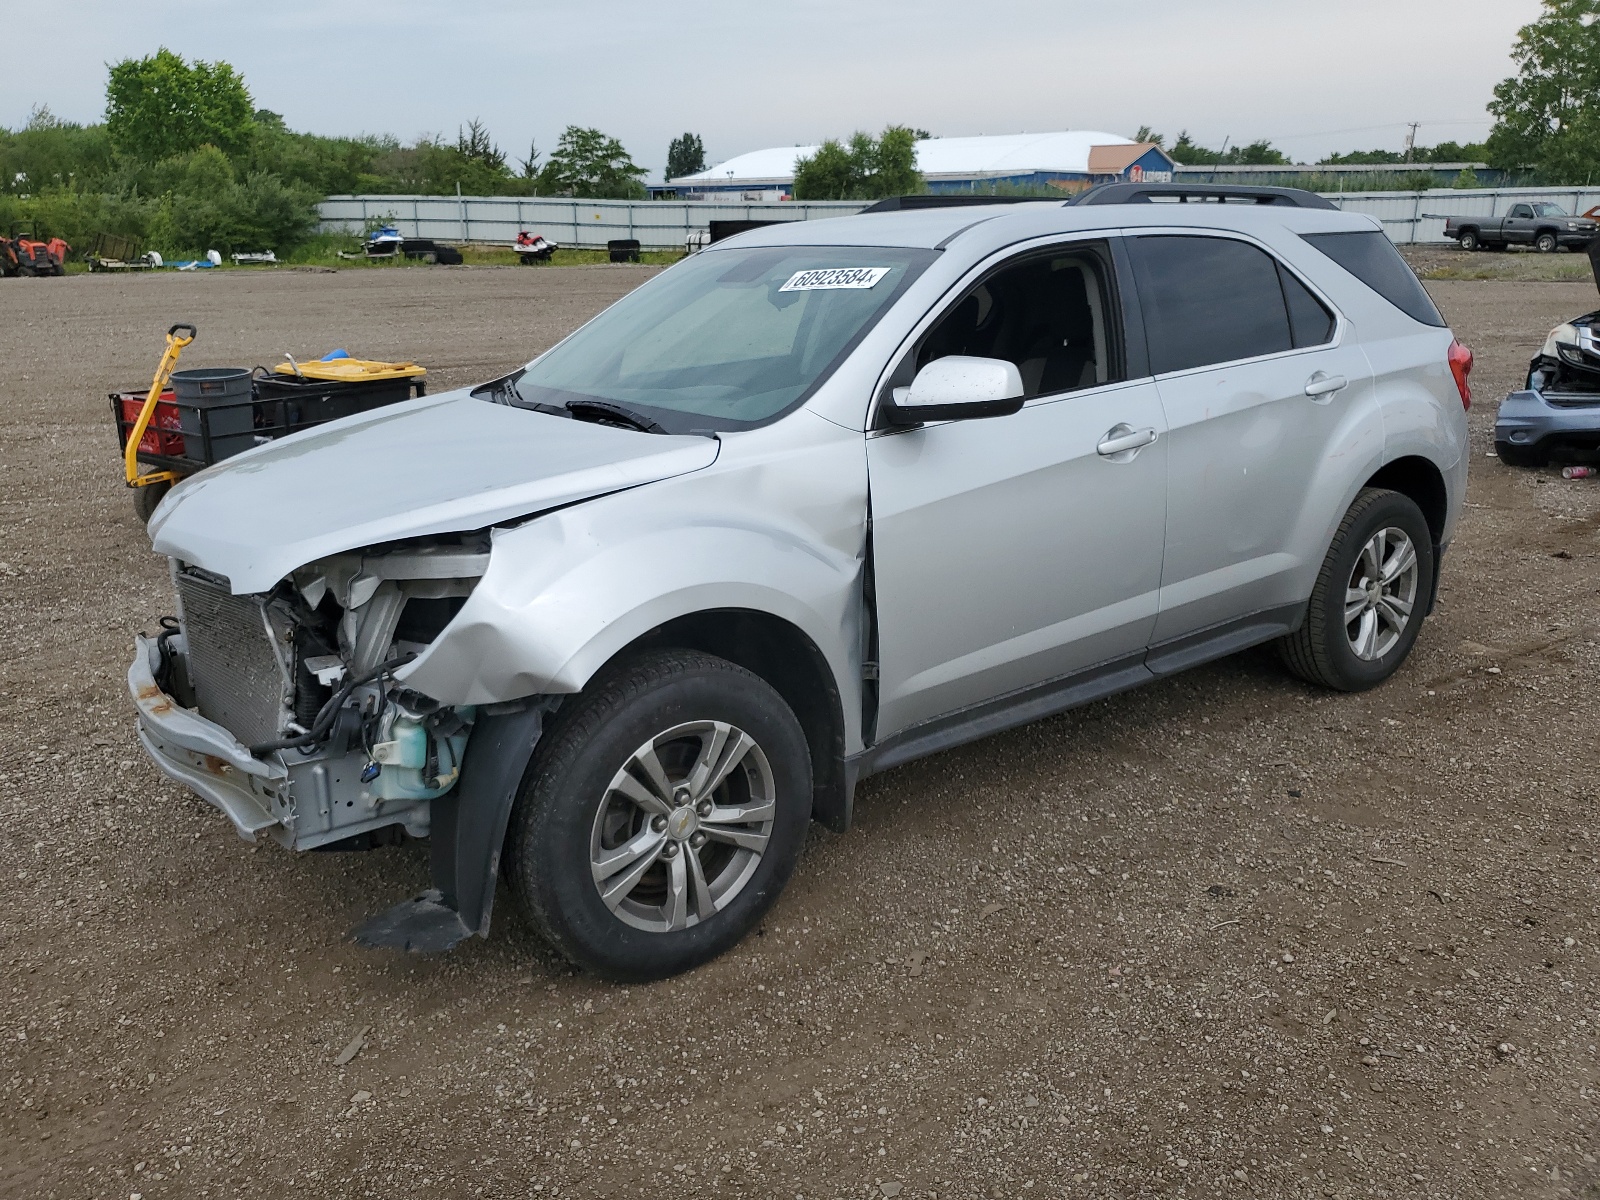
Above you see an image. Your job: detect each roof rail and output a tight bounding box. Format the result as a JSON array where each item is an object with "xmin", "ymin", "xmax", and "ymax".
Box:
[
  {"xmin": 861, "ymin": 194, "xmax": 1045, "ymax": 214},
  {"xmin": 1067, "ymin": 182, "xmax": 1337, "ymax": 210}
]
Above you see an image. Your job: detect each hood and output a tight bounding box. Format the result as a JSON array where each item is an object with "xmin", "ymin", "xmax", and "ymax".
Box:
[{"xmin": 150, "ymin": 390, "xmax": 720, "ymax": 594}]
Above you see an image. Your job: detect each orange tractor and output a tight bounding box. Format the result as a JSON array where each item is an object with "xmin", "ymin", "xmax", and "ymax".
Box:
[{"xmin": 0, "ymin": 233, "xmax": 70, "ymax": 277}]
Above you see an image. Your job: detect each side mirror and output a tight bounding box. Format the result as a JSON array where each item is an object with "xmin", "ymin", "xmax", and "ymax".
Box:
[{"xmin": 884, "ymin": 356, "xmax": 1026, "ymax": 425}]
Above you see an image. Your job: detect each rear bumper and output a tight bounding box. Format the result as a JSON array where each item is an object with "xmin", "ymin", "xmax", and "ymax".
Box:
[
  {"xmin": 129, "ymin": 635, "xmax": 289, "ymax": 842},
  {"xmin": 1495, "ymin": 388, "xmax": 1600, "ymax": 458}
]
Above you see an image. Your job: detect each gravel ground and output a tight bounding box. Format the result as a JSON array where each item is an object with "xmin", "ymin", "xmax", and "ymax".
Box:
[{"xmin": 1, "ymin": 264, "xmax": 1598, "ymax": 1200}]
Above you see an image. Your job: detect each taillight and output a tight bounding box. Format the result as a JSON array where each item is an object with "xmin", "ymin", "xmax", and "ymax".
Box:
[{"xmin": 1448, "ymin": 338, "xmax": 1473, "ymax": 410}]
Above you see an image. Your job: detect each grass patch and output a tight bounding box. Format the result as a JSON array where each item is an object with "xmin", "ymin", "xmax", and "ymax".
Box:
[{"xmin": 1402, "ymin": 245, "xmax": 1597, "ymax": 284}]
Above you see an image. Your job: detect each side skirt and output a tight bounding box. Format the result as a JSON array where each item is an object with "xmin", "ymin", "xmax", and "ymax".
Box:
[{"xmin": 843, "ymin": 602, "xmax": 1307, "ymax": 812}]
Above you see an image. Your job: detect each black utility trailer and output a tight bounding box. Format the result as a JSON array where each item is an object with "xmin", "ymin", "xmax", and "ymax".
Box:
[{"xmin": 114, "ymin": 354, "xmax": 427, "ymax": 522}]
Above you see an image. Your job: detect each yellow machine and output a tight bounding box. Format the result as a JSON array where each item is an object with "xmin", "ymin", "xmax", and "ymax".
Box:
[{"xmin": 122, "ymin": 322, "xmax": 195, "ymax": 495}]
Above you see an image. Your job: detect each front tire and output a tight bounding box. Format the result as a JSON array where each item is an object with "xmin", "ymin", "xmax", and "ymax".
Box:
[
  {"xmin": 1536, "ymin": 232, "xmax": 1559, "ymax": 253},
  {"xmin": 507, "ymin": 649, "xmax": 812, "ymax": 981},
  {"xmin": 1278, "ymin": 488, "xmax": 1434, "ymax": 692}
]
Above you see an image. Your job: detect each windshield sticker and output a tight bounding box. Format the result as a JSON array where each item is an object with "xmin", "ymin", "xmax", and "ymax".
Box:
[{"xmin": 779, "ymin": 266, "xmax": 892, "ymax": 292}]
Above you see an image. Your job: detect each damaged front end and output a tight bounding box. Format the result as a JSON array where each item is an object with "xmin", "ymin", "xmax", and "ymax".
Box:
[
  {"xmin": 1497, "ymin": 315, "xmax": 1600, "ymax": 464},
  {"xmin": 130, "ymin": 533, "xmax": 556, "ymax": 951},
  {"xmin": 135, "ymin": 536, "xmax": 490, "ymax": 851},
  {"xmin": 1497, "ymin": 246, "xmax": 1600, "ymax": 465}
]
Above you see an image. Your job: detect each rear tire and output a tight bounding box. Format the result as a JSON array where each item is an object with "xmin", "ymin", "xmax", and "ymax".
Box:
[
  {"xmin": 506, "ymin": 649, "xmax": 812, "ymax": 981},
  {"xmin": 1278, "ymin": 488, "xmax": 1434, "ymax": 692},
  {"xmin": 1458, "ymin": 230, "xmax": 1480, "ymax": 252}
]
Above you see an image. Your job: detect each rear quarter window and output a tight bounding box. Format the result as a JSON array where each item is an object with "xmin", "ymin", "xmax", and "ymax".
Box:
[{"xmin": 1300, "ymin": 230, "xmax": 1445, "ymax": 328}]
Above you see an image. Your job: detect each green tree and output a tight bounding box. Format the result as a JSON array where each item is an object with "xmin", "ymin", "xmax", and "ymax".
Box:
[
  {"xmin": 791, "ymin": 126, "xmax": 924, "ymax": 200},
  {"xmin": 1168, "ymin": 132, "xmax": 1289, "ymax": 166},
  {"xmin": 538, "ymin": 126, "xmax": 646, "ymax": 198},
  {"xmin": 1423, "ymin": 140, "xmax": 1489, "ymax": 162},
  {"xmin": 873, "ymin": 125, "xmax": 922, "ymax": 195},
  {"xmin": 791, "ymin": 138, "xmax": 859, "ymax": 199},
  {"xmin": 1322, "ymin": 148, "xmax": 1405, "ymax": 165},
  {"xmin": 105, "ymin": 48, "xmax": 256, "ymax": 161},
  {"xmin": 0, "ymin": 106, "xmax": 114, "ymax": 195},
  {"xmin": 456, "ymin": 118, "xmax": 507, "ymax": 172},
  {"xmin": 665, "ymin": 132, "xmax": 706, "ymax": 180},
  {"xmin": 1487, "ymin": 0, "xmax": 1600, "ymax": 179},
  {"xmin": 518, "ymin": 138, "xmax": 542, "ymax": 180}
]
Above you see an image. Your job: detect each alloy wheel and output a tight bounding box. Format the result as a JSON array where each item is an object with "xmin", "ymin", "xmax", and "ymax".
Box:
[
  {"xmin": 1344, "ymin": 526, "xmax": 1419, "ymax": 661},
  {"xmin": 589, "ymin": 720, "xmax": 776, "ymax": 933}
]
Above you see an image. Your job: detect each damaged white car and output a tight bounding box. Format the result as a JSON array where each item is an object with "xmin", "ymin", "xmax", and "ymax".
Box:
[{"xmin": 132, "ymin": 187, "xmax": 1469, "ymax": 980}]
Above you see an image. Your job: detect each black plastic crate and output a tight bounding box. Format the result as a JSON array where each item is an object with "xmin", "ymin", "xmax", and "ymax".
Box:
[
  {"xmin": 113, "ymin": 372, "xmax": 426, "ymax": 474},
  {"xmin": 251, "ymin": 371, "xmax": 421, "ymax": 427}
]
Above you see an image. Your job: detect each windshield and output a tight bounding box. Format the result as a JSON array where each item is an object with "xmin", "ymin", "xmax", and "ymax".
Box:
[
  {"xmin": 509, "ymin": 245, "xmax": 935, "ymax": 433},
  {"xmin": 1532, "ymin": 203, "xmax": 1569, "ymax": 217}
]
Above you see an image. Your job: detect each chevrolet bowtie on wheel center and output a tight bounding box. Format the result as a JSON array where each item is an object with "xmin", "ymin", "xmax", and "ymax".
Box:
[{"xmin": 131, "ymin": 184, "xmax": 1470, "ymax": 980}]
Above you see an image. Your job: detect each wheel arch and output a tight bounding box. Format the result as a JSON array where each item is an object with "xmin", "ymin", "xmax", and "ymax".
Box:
[
  {"xmin": 1361, "ymin": 454, "xmax": 1449, "ymax": 611},
  {"xmin": 1363, "ymin": 454, "xmax": 1447, "ymax": 545},
  {"xmin": 591, "ymin": 608, "xmax": 852, "ymax": 833}
]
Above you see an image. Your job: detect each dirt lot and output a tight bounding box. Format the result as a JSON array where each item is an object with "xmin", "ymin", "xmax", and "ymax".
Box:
[{"xmin": 2, "ymin": 263, "xmax": 1598, "ymax": 1200}]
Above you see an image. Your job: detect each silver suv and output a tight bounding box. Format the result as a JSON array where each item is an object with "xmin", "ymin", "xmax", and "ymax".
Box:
[{"xmin": 131, "ymin": 196, "xmax": 1471, "ymax": 979}]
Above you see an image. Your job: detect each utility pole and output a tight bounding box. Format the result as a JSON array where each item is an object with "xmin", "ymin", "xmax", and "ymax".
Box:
[{"xmin": 1403, "ymin": 122, "xmax": 1420, "ymax": 164}]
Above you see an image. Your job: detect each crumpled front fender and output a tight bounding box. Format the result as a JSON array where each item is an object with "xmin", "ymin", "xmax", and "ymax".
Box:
[{"xmin": 398, "ymin": 412, "xmax": 869, "ymax": 748}]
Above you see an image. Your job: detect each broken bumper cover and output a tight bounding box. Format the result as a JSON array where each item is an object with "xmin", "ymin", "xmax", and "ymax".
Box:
[
  {"xmin": 129, "ymin": 634, "xmax": 289, "ymax": 842},
  {"xmin": 1495, "ymin": 389, "xmax": 1600, "ymax": 458}
]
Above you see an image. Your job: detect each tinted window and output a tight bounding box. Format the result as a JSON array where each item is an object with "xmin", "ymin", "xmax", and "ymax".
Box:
[
  {"xmin": 1300, "ymin": 230, "xmax": 1446, "ymax": 328},
  {"xmin": 1279, "ymin": 265, "xmax": 1335, "ymax": 348},
  {"xmin": 1128, "ymin": 235, "xmax": 1291, "ymax": 374},
  {"xmin": 1510, "ymin": 205, "xmax": 1533, "ymax": 218},
  {"xmin": 915, "ymin": 248, "xmax": 1116, "ymax": 397}
]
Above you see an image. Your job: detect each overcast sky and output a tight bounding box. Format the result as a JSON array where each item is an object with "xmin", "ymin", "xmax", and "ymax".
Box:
[{"xmin": 5, "ymin": 0, "xmax": 1544, "ymax": 177}]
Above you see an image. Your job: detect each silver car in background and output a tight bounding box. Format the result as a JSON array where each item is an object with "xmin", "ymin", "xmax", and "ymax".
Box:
[{"xmin": 131, "ymin": 191, "xmax": 1472, "ymax": 979}]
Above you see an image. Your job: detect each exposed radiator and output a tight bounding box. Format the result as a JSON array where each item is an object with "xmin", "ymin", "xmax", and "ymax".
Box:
[{"xmin": 176, "ymin": 571, "xmax": 289, "ymax": 748}]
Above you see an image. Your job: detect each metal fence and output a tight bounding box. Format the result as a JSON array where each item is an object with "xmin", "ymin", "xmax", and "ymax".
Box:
[
  {"xmin": 316, "ymin": 186, "xmax": 1600, "ymax": 250},
  {"xmin": 316, "ymin": 195, "xmax": 870, "ymax": 251},
  {"xmin": 1326, "ymin": 186, "xmax": 1600, "ymax": 245}
]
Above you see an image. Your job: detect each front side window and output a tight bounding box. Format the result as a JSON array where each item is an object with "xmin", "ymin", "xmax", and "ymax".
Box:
[
  {"xmin": 510, "ymin": 245, "xmax": 934, "ymax": 433},
  {"xmin": 911, "ymin": 245, "xmax": 1118, "ymax": 399},
  {"xmin": 1510, "ymin": 205, "xmax": 1534, "ymax": 219},
  {"xmin": 1127, "ymin": 235, "xmax": 1296, "ymax": 374}
]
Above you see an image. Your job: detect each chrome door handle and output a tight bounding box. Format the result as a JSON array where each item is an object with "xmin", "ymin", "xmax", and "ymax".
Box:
[
  {"xmin": 1305, "ymin": 372, "xmax": 1348, "ymax": 399},
  {"xmin": 1096, "ymin": 424, "xmax": 1158, "ymax": 456}
]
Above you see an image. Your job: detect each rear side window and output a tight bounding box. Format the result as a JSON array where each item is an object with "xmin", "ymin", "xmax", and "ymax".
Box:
[
  {"xmin": 1127, "ymin": 235, "xmax": 1291, "ymax": 374},
  {"xmin": 1280, "ymin": 266, "xmax": 1335, "ymax": 347},
  {"xmin": 1300, "ymin": 231, "xmax": 1445, "ymax": 328}
]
